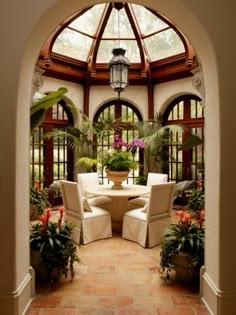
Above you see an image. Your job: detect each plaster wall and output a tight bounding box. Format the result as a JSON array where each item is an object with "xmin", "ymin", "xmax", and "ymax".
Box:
[
  {"xmin": 43, "ymin": 77, "xmax": 84, "ymax": 111},
  {"xmin": 154, "ymin": 77, "xmax": 201, "ymax": 113},
  {"xmin": 89, "ymin": 85, "xmax": 148, "ymax": 120}
]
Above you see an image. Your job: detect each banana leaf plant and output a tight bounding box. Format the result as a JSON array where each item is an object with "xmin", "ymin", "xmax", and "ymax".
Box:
[{"xmin": 30, "ymin": 87, "xmax": 68, "ymax": 134}]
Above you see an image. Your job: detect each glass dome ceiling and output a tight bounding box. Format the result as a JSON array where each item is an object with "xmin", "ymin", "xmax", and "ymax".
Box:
[{"xmin": 52, "ymin": 3, "xmax": 185, "ymax": 64}]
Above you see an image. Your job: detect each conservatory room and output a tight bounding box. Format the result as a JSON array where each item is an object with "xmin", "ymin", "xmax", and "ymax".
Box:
[{"xmin": 28, "ymin": 2, "xmax": 208, "ymax": 314}]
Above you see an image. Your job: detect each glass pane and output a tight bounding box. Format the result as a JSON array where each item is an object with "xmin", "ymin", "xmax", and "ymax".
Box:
[
  {"xmin": 178, "ymin": 102, "xmax": 184, "ymax": 119},
  {"xmin": 144, "ymin": 29, "xmax": 185, "ymax": 61},
  {"xmin": 52, "ymin": 29, "xmax": 93, "ymax": 61},
  {"xmin": 97, "ymin": 40, "xmax": 140, "ymax": 63},
  {"xmin": 69, "ymin": 4, "xmax": 105, "ymax": 35},
  {"xmin": 190, "ymin": 99, "xmax": 204, "ymax": 118},
  {"xmin": 168, "ymin": 102, "xmax": 184, "ymax": 120},
  {"xmin": 103, "ymin": 7, "xmax": 135, "ymax": 38},
  {"xmin": 52, "ymin": 104, "xmax": 66, "ymax": 120},
  {"xmin": 131, "ymin": 4, "xmax": 169, "ymax": 35}
]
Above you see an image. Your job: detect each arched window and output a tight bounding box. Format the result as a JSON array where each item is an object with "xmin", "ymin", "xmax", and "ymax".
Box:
[
  {"xmin": 94, "ymin": 100, "xmax": 143, "ymax": 184},
  {"xmin": 163, "ymin": 95, "xmax": 204, "ymax": 183},
  {"xmin": 30, "ymin": 100, "xmax": 74, "ymax": 205}
]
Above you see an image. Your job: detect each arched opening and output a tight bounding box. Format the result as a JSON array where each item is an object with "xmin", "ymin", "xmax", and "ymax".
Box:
[{"xmin": 2, "ymin": 1, "xmax": 222, "ymax": 314}]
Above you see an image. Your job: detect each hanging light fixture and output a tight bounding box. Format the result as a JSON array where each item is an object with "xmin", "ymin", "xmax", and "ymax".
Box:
[{"xmin": 109, "ymin": 3, "xmax": 130, "ymax": 99}]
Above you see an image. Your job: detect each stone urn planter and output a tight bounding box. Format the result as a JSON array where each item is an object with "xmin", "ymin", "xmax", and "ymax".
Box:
[{"xmin": 106, "ymin": 170, "xmax": 129, "ymax": 189}]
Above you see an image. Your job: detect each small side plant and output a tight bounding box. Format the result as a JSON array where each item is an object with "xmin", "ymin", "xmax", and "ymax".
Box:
[
  {"xmin": 30, "ymin": 180, "xmax": 51, "ymax": 219},
  {"xmin": 30, "ymin": 207, "xmax": 80, "ymax": 282},
  {"xmin": 185, "ymin": 180, "xmax": 204, "ymax": 213},
  {"xmin": 160, "ymin": 210, "xmax": 205, "ymax": 281}
]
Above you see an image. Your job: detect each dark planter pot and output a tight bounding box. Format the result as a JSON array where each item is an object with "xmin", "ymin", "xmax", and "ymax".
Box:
[
  {"xmin": 171, "ymin": 252, "xmax": 200, "ymax": 283},
  {"xmin": 30, "ymin": 249, "xmax": 62, "ymax": 283}
]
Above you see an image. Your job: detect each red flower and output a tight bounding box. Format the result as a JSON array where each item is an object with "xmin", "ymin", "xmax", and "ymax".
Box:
[
  {"xmin": 34, "ymin": 180, "xmax": 40, "ymax": 190},
  {"xmin": 183, "ymin": 213, "xmax": 191, "ymax": 222},
  {"xmin": 58, "ymin": 207, "xmax": 65, "ymax": 228},
  {"xmin": 195, "ymin": 180, "xmax": 201, "ymax": 187},
  {"xmin": 176, "ymin": 210, "xmax": 185, "ymax": 222},
  {"xmin": 197, "ymin": 210, "xmax": 205, "ymax": 228}
]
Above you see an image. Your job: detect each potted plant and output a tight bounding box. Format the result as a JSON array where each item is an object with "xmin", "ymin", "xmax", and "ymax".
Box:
[
  {"xmin": 185, "ymin": 181, "xmax": 204, "ymax": 213},
  {"xmin": 30, "ymin": 207, "xmax": 80, "ymax": 283},
  {"xmin": 159, "ymin": 209, "xmax": 205, "ymax": 282},
  {"xmin": 98, "ymin": 134, "xmax": 145, "ymax": 189},
  {"xmin": 30, "ymin": 180, "xmax": 51, "ymax": 220}
]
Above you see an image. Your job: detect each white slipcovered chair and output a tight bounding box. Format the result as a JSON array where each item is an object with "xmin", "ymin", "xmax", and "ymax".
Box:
[
  {"xmin": 128, "ymin": 172, "xmax": 168, "ymax": 209},
  {"xmin": 77, "ymin": 172, "xmax": 111, "ymax": 210},
  {"xmin": 60, "ymin": 180, "xmax": 112, "ymax": 245},
  {"xmin": 122, "ymin": 182, "xmax": 176, "ymax": 248}
]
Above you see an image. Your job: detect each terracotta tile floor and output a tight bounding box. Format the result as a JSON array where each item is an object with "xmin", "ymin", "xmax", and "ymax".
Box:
[{"xmin": 26, "ymin": 232, "xmax": 210, "ymax": 315}]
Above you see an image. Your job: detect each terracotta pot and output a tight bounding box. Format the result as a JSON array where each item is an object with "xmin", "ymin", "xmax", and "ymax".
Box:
[
  {"xmin": 106, "ymin": 170, "xmax": 129, "ymax": 189},
  {"xmin": 171, "ymin": 252, "xmax": 199, "ymax": 282}
]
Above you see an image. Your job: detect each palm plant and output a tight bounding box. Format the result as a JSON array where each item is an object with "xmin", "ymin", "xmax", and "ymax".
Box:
[
  {"xmin": 45, "ymin": 111, "xmax": 125, "ymax": 172},
  {"xmin": 133, "ymin": 113, "xmax": 184, "ymax": 177},
  {"xmin": 30, "ymin": 87, "xmax": 69, "ymax": 133}
]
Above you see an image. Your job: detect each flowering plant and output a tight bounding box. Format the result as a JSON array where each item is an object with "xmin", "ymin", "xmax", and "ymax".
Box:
[
  {"xmin": 30, "ymin": 207, "xmax": 80, "ymax": 282},
  {"xmin": 185, "ymin": 180, "xmax": 204, "ymax": 212},
  {"xmin": 30, "ymin": 180, "xmax": 51, "ymax": 217},
  {"xmin": 160, "ymin": 209, "xmax": 205, "ymax": 280},
  {"xmin": 99, "ymin": 134, "xmax": 145, "ymax": 171}
]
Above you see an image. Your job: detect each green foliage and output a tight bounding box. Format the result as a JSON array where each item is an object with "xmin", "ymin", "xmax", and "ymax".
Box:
[
  {"xmin": 134, "ymin": 173, "xmax": 148, "ymax": 185},
  {"xmin": 160, "ymin": 210, "xmax": 205, "ymax": 280},
  {"xmin": 30, "ymin": 208, "xmax": 80, "ymax": 281},
  {"xmin": 186, "ymin": 187, "xmax": 204, "ymax": 212},
  {"xmin": 30, "ymin": 87, "xmax": 68, "ymax": 133},
  {"xmin": 30, "ymin": 184, "xmax": 51, "ymax": 215},
  {"xmin": 99, "ymin": 150, "xmax": 137, "ymax": 171},
  {"xmin": 133, "ymin": 112, "xmax": 184, "ymax": 173},
  {"xmin": 178, "ymin": 134, "xmax": 204, "ymax": 151}
]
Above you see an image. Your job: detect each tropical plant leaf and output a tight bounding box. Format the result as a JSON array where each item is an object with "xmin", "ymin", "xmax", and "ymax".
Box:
[
  {"xmin": 30, "ymin": 87, "xmax": 68, "ymax": 115},
  {"xmin": 30, "ymin": 108, "xmax": 46, "ymax": 133},
  {"xmin": 178, "ymin": 134, "xmax": 204, "ymax": 151},
  {"xmin": 76, "ymin": 157, "xmax": 97, "ymax": 169}
]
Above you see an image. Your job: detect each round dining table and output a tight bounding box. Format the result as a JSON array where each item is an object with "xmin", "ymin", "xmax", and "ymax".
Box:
[{"xmin": 86, "ymin": 184, "xmax": 150, "ymax": 232}]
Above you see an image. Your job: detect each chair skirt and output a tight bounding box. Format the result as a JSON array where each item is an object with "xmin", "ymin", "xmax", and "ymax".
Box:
[
  {"xmin": 65, "ymin": 209, "xmax": 112, "ymax": 245},
  {"xmin": 122, "ymin": 210, "xmax": 171, "ymax": 248},
  {"xmin": 82, "ymin": 214, "xmax": 112, "ymax": 244},
  {"xmin": 65, "ymin": 211, "xmax": 82, "ymax": 245},
  {"xmin": 148, "ymin": 216, "xmax": 171, "ymax": 248},
  {"xmin": 122, "ymin": 214, "xmax": 148, "ymax": 248}
]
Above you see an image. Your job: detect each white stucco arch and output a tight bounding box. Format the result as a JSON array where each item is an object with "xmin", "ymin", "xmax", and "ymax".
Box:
[{"xmin": 3, "ymin": 1, "xmax": 233, "ymax": 314}]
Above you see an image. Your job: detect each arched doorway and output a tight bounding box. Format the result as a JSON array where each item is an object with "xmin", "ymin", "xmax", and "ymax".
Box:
[{"xmin": 2, "ymin": 1, "xmax": 223, "ymax": 314}]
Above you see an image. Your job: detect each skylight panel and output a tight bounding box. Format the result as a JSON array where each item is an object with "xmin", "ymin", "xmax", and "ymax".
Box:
[
  {"xmin": 52, "ymin": 29, "xmax": 92, "ymax": 61},
  {"xmin": 97, "ymin": 39, "xmax": 141, "ymax": 63},
  {"xmin": 103, "ymin": 7, "xmax": 135, "ymax": 38},
  {"xmin": 69, "ymin": 4, "xmax": 105, "ymax": 35},
  {"xmin": 144, "ymin": 29, "xmax": 185, "ymax": 61},
  {"xmin": 131, "ymin": 3, "xmax": 169, "ymax": 35}
]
